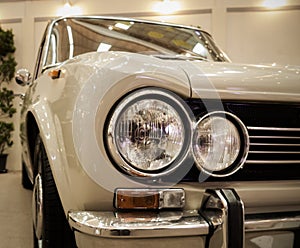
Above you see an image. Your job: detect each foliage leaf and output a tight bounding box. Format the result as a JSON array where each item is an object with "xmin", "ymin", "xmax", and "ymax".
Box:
[{"xmin": 0, "ymin": 26, "xmax": 17, "ymax": 154}]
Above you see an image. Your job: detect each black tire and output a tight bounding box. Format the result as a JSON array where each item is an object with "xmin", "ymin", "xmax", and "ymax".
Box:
[
  {"xmin": 22, "ymin": 161, "xmax": 33, "ymax": 190},
  {"xmin": 33, "ymin": 136, "xmax": 76, "ymax": 248}
]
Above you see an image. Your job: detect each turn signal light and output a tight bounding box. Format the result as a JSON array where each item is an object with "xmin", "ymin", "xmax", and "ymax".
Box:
[
  {"xmin": 48, "ymin": 69, "xmax": 61, "ymax": 79},
  {"xmin": 115, "ymin": 188, "xmax": 185, "ymax": 210}
]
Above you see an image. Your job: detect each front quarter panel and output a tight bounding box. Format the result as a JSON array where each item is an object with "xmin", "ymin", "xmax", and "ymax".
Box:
[
  {"xmin": 24, "ymin": 51, "xmax": 191, "ymax": 212},
  {"xmin": 71, "ymin": 52, "xmax": 191, "ymax": 204}
]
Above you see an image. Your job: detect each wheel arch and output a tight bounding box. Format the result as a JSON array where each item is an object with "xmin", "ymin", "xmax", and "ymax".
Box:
[
  {"xmin": 24, "ymin": 101, "xmax": 76, "ymax": 215},
  {"xmin": 26, "ymin": 111, "xmax": 40, "ymax": 175}
]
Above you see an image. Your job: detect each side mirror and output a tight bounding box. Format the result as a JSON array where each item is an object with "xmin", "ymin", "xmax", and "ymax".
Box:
[{"xmin": 15, "ymin": 69, "xmax": 32, "ymax": 86}]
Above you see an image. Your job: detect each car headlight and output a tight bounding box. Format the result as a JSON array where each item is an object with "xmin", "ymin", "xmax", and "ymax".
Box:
[
  {"xmin": 106, "ymin": 88, "xmax": 192, "ymax": 177},
  {"xmin": 192, "ymin": 111, "xmax": 249, "ymax": 177}
]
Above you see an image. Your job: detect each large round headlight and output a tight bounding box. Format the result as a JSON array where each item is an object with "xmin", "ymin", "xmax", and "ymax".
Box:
[
  {"xmin": 192, "ymin": 111, "xmax": 249, "ymax": 177},
  {"xmin": 106, "ymin": 88, "xmax": 192, "ymax": 177}
]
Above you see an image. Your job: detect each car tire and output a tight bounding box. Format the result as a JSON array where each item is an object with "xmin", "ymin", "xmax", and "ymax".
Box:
[
  {"xmin": 22, "ymin": 161, "xmax": 33, "ymax": 190},
  {"xmin": 33, "ymin": 135, "xmax": 76, "ymax": 248}
]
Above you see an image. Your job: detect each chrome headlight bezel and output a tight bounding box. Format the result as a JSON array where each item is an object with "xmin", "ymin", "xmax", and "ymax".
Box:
[
  {"xmin": 192, "ymin": 111, "xmax": 249, "ymax": 177},
  {"xmin": 106, "ymin": 88, "xmax": 193, "ymax": 177}
]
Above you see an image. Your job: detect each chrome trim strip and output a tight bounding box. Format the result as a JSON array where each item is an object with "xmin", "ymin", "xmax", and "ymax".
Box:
[
  {"xmin": 68, "ymin": 210, "xmax": 209, "ymax": 238},
  {"xmin": 250, "ymin": 143, "xmax": 300, "ymax": 146},
  {"xmin": 68, "ymin": 209, "xmax": 300, "ymax": 239},
  {"xmin": 249, "ymin": 136, "xmax": 300, "ymax": 139},
  {"xmin": 248, "ymin": 127, "xmax": 300, "ymax": 131},
  {"xmin": 245, "ymin": 215, "xmax": 300, "ymax": 232},
  {"xmin": 246, "ymin": 160, "xmax": 300, "ymax": 164},
  {"xmin": 250, "ymin": 136, "xmax": 300, "ymax": 139},
  {"xmin": 249, "ymin": 151, "xmax": 300, "ymax": 154},
  {"xmin": 247, "ymin": 126, "xmax": 300, "ymax": 165}
]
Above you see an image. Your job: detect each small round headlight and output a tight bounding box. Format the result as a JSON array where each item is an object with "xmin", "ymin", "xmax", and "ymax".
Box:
[
  {"xmin": 192, "ymin": 111, "xmax": 249, "ymax": 177},
  {"xmin": 106, "ymin": 88, "xmax": 192, "ymax": 177}
]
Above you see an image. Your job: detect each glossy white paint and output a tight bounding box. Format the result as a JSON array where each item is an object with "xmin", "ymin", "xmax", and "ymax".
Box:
[
  {"xmin": 67, "ymin": 50, "xmax": 300, "ymax": 198},
  {"xmin": 18, "ymin": 36, "xmax": 300, "ymax": 248},
  {"xmin": 184, "ymin": 61, "xmax": 300, "ymax": 102},
  {"xmin": 21, "ymin": 51, "xmax": 193, "ymax": 212},
  {"xmin": 71, "ymin": 52, "xmax": 191, "ymax": 192},
  {"xmin": 22, "ymin": 47, "xmax": 300, "ymax": 214}
]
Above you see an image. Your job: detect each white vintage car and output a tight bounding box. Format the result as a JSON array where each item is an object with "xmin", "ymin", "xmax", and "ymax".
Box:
[{"xmin": 15, "ymin": 16, "xmax": 300, "ymax": 248}]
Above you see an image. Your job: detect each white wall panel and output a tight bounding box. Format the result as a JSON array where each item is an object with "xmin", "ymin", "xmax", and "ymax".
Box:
[
  {"xmin": 227, "ymin": 10, "xmax": 300, "ymax": 65},
  {"xmin": 34, "ymin": 21, "xmax": 48, "ymax": 61},
  {"xmin": 138, "ymin": 14, "xmax": 212, "ymax": 33}
]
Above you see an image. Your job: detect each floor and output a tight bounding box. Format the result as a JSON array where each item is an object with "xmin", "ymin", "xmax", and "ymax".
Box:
[{"xmin": 0, "ymin": 171, "xmax": 33, "ymax": 248}]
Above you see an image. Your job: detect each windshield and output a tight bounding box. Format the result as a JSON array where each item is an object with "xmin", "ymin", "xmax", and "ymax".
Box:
[{"xmin": 45, "ymin": 17, "xmax": 229, "ymax": 67}]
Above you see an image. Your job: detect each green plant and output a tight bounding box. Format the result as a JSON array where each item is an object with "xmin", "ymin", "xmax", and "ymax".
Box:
[
  {"xmin": 0, "ymin": 26, "xmax": 17, "ymax": 155},
  {"xmin": 0, "ymin": 88, "xmax": 16, "ymax": 154},
  {"xmin": 0, "ymin": 121, "xmax": 14, "ymax": 154}
]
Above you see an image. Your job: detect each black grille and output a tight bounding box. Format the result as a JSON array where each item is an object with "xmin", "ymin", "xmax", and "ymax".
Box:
[
  {"xmin": 247, "ymin": 127, "xmax": 300, "ymax": 165},
  {"xmin": 183, "ymin": 100, "xmax": 300, "ymax": 181}
]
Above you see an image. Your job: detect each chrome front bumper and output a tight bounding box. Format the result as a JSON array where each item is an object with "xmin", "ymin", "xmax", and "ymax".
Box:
[{"xmin": 68, "ymin": 189, "xmax": 300, "ymax": 247}]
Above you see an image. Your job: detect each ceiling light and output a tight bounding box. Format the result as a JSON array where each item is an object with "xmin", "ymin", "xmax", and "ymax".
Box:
[
  {"xmin": 153, "ymin": 0, "xmax": 180, "ymax": 15},
  {"xmin": 263, "ymin": 0, "xmax": 287, "ymax": 8},
  {"xmin": 57, "ymin": 0, "xmax": 83, "ymax": 16}
]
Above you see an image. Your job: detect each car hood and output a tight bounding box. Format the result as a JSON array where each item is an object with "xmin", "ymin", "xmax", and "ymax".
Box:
[{"xmin": 177, "ymin": 60, "xmax": 300, "ymax": 102}]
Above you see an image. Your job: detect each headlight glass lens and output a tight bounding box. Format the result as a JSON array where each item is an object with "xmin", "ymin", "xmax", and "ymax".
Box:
[
  {"xmin": 116, "ymin": 99, "xmax": 184, "ymax": 171},
  {"xmin": 107, "ymin": 89, "xmax": 190, "ymax": 175},
  {"xmin": 192, "ymin": 114, "xmax": 241, "ymax": 174}
]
